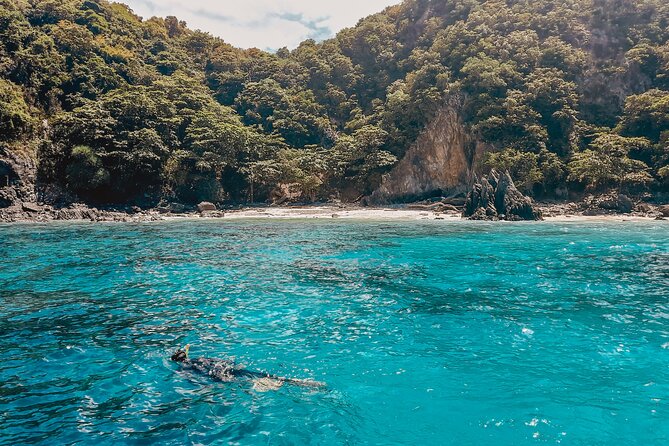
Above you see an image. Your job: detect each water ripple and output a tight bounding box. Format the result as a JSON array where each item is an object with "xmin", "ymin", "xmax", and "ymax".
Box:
[{"xmin": 1, "ymin": 220, "xmax": 668, "ymax": 445}]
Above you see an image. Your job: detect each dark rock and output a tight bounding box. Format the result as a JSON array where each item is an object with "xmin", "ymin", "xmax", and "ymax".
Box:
[
  {"xmin": 0, "ymin": 150, "xmax": 37, "ymax": 203},
  {"xmin": 495, "ymin": 172, "xmax": 541, "ymax": 221},
  {"xmin": 0, "ymin": 188, "xmax": 16, "ymax": 208},
  {"xmin": 22, "ymin": 202, "xmax": 43, "ymax": 213},
  {"xmin": 131, "ymin": 206, "xmax": 142, "ymax": 214},
  {"xmin": 272, "ymin": 194, "xmax": 289, "ymax": 206},
  {"xmin": 469, "ymin": 206, "xmax": 498, "ymax": 221},
  {"xmin": 197, "ymin": 202, "xmax": 216, "ymax": 212},
  {"xmin": 56, "ymin": 208, "xmax": 79, "ymax": 220},
  {"xmin": 168, "ymin": 202, "xmax": 187, "ymax": 213},
  {"xmin": 463, "ymin": 176, "xmax": 496, "ymax": 218},
  {"xmin": 156, "ymin": 202, "xmax": 187, "ymax": 213},
  {"xmin": 582, "ymin": 208, "xmax": 602, "ymax": 216},
  {"xmin": 54, "ymin": 205, "xmax": 99, "ymax": 221},
  {"xmin": 583, "ymin": 192, "xmax": 635, "ymax": 214},
  {"xmin": 442, "ymin": 196, "xmax": 467, "ymax": 206},
  {"xmin": 617, "ymin": 194, "xmax": 633, "ymax": 213},
  {"xmin": 658, "ymin": 205, "xmax": 669, "ymax": 217},
  {"xmin": 463, "ymin": 170, "xmax": 541, "ymax": 221},
  {"xmin": 80, "ymin": 209, "xmax": 96, "ymax": 221}
]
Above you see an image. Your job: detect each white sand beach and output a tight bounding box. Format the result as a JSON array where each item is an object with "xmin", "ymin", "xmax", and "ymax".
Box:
[{"xmin": 164, "ymin": 206, "xmax": 665, "ymax": 222}]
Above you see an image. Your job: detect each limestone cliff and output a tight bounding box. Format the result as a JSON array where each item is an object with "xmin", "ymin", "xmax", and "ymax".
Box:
[{"xmin": 369, "ymin": 96, "xmax": 489, "ymax": 204}]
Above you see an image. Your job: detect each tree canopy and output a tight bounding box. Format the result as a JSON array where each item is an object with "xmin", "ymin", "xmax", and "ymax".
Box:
[{"xmin": 2, "ymin": 0, "xmax": 669, "ymax": 205}]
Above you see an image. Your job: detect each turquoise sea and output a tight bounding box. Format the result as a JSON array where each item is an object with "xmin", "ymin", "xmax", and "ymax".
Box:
[{"xmin": 1, "ymin": 220, "xmax": 668, "ymax": 445}]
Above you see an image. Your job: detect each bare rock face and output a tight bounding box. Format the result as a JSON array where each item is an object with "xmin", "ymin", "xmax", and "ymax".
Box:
[
  {"xmin": 0, "ymin": 147, "xmax": 37, "ymax": 208},
  {"xmin": 369, "ymin": 95, "xmax": 489, "ymax": 204},
  {"xmin": 463, "ymin": 170, "xmax": 542, "ymax": 221}
]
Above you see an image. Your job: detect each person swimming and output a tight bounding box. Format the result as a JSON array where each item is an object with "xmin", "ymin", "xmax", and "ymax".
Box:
[{"xmin": 170, "ymin": 345, "xmax": 326, "ymax": 391}]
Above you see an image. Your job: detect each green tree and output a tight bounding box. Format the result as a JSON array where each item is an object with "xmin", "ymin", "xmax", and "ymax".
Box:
[
  {"xmin": 481, "ymin": 149, "xmax": 542, "ymax": 193},
  {"xmin": 65, "ymin": 145, "xmax": 109, "ymax": 197},
  {"xmin": 5, "ymin": 0, "xmax": 669, "ymax": 206},
  {"xmin": 163, "ymin": 150, "xmax": 222, "ymax": 204},
  {"xmin": 568, "ymin": 134, "xmax": 654, "ymax": 191},
  {"xmin": 617, "ymin": 89, "xmax": 669, "ymax": 143},
  {"xmin": 328, "ymin": 125, "xmax": 397, "ymax": 194},
  {"xmin": 0, "ymin": 79, "xmax": 34, "ymax": 140},
  {"xmin": 538, "ymin": 149, "xmax": 568, "ymax": 194}
]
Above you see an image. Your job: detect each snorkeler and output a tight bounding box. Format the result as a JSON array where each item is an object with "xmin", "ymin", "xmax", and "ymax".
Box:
[{"xmin": 170, "ymin": 345, "xmax": 326, "ymax": 391}]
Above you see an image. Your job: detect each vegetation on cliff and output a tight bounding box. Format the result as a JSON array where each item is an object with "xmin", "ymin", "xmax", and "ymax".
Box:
[{"xmin": 1, "ymin": 0, "xmax": 668, "ymax": 206}]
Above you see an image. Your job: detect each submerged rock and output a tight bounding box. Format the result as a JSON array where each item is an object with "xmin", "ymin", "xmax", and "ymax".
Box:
[{"xmin": 463, "ymin": 170, "xmax": 542, "ymax": 221}]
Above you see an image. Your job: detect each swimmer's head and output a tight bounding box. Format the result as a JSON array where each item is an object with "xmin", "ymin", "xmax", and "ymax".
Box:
[{"xmin": 171, "ymin": 344, "xmax": 190, "ymax": 362}]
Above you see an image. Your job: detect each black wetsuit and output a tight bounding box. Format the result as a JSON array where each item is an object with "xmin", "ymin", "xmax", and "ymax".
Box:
[{"xmin": 174, "ymin": 355, "xmax": 326, "ymax": 389}]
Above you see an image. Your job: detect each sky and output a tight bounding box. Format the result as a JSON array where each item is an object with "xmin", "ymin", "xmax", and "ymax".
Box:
[{"xmin": 119, "ymin": 0, "xmax": 400, "ymax": 51}]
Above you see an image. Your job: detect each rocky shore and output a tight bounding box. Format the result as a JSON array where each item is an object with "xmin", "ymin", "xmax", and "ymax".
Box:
[
  {"xmin": 1, "ymin": 196, "xmax": 668, "ymax": 223},
  {"xmin": 537, "ymin": 193, "xmax": 669, "ymax": 220},
  {"xmin": 0, "ymin": 201, "xmax": 226, "ymax": 223}
]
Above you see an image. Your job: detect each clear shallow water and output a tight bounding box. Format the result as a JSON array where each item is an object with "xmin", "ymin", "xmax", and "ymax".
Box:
[{"xmin": 1, "ymin": 220, "xmax": 668, "ymax": 446}]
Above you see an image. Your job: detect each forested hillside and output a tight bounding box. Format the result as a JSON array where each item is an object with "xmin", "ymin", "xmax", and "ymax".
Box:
[{"xmin": 1, "ymin": 0, "xmax": 668, "ymax": 207}]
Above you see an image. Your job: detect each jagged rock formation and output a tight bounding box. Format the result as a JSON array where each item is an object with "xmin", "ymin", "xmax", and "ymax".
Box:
[
  {"xmin": 368, "ymin": 96, "xmax": 489, "ymax": 204},
  {"xmin": 463, "ymin": 170, "xmax": 542, "ymax": 221}
]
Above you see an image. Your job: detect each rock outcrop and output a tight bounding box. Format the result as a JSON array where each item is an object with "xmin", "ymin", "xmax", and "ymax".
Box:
[
  {"xmin": 197, "ymin": 202, "xmax": 217, "ymax": 212},
  {"xmin": 0, "ymin": 146, "xmax": 37, "ymax": 209},
  {"xmin": 659, "ymin": 205, "xmax": 669, "ymax": 218},
  {"xmin": 21, "ymin": 202, "xmax": 43, "ymax": 213},
  {"xmin": 581, "ymin": 193, "xmax": 634, "ymax": 215},
  {"xmin": 369, "ymin": 95, "xmax": 489, "ymax": 204},
  {"xmin": 270, "ymin": 183, "xmax": 305, "ymax": 205},
  {"xmin": 463, "ymin": 170, "xmax": 542, "ymax": 221},
  {"xmin": 0, "ymin": 187, "xmax": 16, "ymax": 208}
]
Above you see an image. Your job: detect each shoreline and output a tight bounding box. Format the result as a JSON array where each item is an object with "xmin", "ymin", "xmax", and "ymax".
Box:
[
  {"xmin": 1, "ymin": 203, "xmax": 667, "ymax": 224},
  {"xmin": 180, "ymin": 206, "xmax": 667, "ymax": 222}
]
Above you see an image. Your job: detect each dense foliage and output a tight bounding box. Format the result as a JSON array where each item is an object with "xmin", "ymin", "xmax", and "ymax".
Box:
[{"xmin": 1, "ymin": 0, "xmax": 668, "ymax": 205}]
